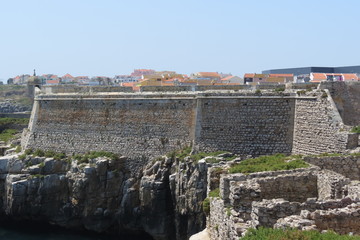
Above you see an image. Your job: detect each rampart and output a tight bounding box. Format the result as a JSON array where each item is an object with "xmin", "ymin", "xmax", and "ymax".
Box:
[{"xmin": 22, "ymin": 85, "xmax": 354, "ymax": 163}]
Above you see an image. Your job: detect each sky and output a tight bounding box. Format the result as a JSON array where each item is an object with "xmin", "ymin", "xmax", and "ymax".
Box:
[{"xmin": 1, "ymin": 0, "xmax": 359, "ymax": 82}]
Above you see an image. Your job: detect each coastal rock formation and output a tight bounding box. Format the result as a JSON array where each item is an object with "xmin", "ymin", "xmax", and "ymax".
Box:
[
  {"xmin": 0, "ymin": 100, "xmax": 30, "ymax": 113},
  {"xmin": 0, "ymin": 152, "xmax": 208, "ymax": 240}
]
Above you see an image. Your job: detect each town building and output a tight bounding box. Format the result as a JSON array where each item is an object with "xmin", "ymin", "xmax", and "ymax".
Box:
[
  {"xmin": 61, "ymin": 74, "xmax": 75, "ymax": 83},
  {"xmin": 191, "ymin": 72, "xmax": 221, "ymax": 82},
  {"xmin": 243, "ymin": 73, "xmax": 294, "ymax": 84},
  {"xmin": 221, "ymin": 75, "xmax": 243, "ymax": 84},
  {"xmin": 262, "ymin": 65, "xmax": 360, "ymax": 79},
  {"xmin": 131, "ymin": 69, "xmax": 156, "ymax": 77}
]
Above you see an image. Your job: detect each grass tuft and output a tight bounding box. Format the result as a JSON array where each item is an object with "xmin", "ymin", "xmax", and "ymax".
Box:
[
  {"xmin": 228, "ymin": 154, "xmax": 308, "ymax": 174},
  {"xmin": 351, "ymin": 126, "xmax": 360, "ymax": 134}
]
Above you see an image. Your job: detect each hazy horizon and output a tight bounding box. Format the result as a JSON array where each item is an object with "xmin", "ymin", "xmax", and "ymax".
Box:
[{"xmin": 1, "ymin": 0, "xmax": 359, "ymax": 82}]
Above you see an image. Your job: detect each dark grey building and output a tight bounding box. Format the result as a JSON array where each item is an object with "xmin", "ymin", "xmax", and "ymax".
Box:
[{"xmin": 262, "ymin": 65, "xmax": 360, "ymax": 75}]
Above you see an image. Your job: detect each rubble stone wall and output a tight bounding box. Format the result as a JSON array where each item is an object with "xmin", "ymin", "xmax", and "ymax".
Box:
[
  {"xmin": 25, "ymin": 95, "xmax": 196, "ymax": 167},
  {"xmin": 24, "ymin": 92, "xmax": 299, "ymax": 160},
  {"xmin": 195, "ymin": 97, "xmax": 295, "ymax": 156},
  {"xmin": 304, "ymin": 155, "xmax": 360, "ymax": 181},
  {"xmin": 320, "ymin": 81, "xmax": 360, "ymax": 126},
  {"xmin": 292, "ymin": 92, "xmax": 348, "ymax": 155}
]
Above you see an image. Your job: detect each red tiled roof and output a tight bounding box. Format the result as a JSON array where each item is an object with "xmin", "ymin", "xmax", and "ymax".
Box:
[
  {"xmin": 62, "ymin": 74, "xmax": 73, "ymax": 78},
  {"xmin": 197, "ymin": 72, "xmax": 221, "ymax": 78},
  {"xmin": 312, "ymin": 73, "xmax": 327, "ymax": 81},
  {"xmin": 221, "ymin": 76, "xmax": 234, "ymax": 81},
  {"xmin": 343, "ymin": 74, "xmax": 358, "ymax": 80},
  {"xmin": 162, "ymin": 82, "xmax": 175, "ymax": 86},
  {"xmin": 46, "ymin": 79, "xmax": 60, "ymax": 84},
  {"xmin": 244, "ymin": 73, "xmax": 255, "ymax": 78},
  {"xmin": 122, "ymin": 82, "xmax": 136, "ymax": 87}
]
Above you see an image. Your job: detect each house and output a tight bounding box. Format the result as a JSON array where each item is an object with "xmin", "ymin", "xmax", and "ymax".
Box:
[
  {"xmin": 114, "ymin": 75, "xmax": 139, "ymax": 84},
  {"xmin": 191, "ymin": 72, "xmax": 221, "ymax": 82},
  {"xmin": 131, "ymin": 69, "xmax": 156, "ymax": 77},
  {"xmin": 42, "ymin": 74, "xmax": 60, "ymax": 85},
  {"xmin": 342, "ymin": 74, "xmax": 359, "ymax": 81},
  {"xmin": 75, "ymin": 76, "xmax": 90, "ymax": 84},
  {"xmin": 13, "ymin": 74, "xmax": 31, "ymax": 84},
  {"xmin": 61, "ymin": 74, "xmax": 75, "ymax": 83},
  {"xmin": 243, "ymin": 73, "xmax": 293, "ymax": 84},
  {"xmin": 310, "ymin": 73, "xmax": 359, "ymax": 83},
  {"xmin": 221, "ymin": 75, "xmax": 243, "ymax": 84},
  {"xmin": 244, "ymin": 73, "xmax": 255, "ymax": 84},
  {"xmin": 269, "ymin": 74, "xmax": 294, "ymax": 83}
]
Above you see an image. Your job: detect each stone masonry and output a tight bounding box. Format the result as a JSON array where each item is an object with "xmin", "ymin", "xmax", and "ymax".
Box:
[{"xmin": 23, "ymin": 87, "xmax": 352, "ymax": 164}]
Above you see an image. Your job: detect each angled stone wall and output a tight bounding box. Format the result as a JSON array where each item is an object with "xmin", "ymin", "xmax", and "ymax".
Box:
[{"xmin": 292, "ymin": 92, "xmax": 348, "ymax": 155}]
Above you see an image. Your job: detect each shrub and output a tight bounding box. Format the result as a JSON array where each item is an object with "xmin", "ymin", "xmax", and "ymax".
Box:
[
  {"xmin": 274, "ymin": 87, "xmax": 285, "ymax": 92},
  {"xmin": 33, "ymin": 149, "xmax": 45, "ymax": 157},
  {"xmin": 74, "ymin": 151, "xmax": 120, "ymax": 164},
  {"xmin": 297, "ymin": 90, "xmax": 306, "ymax": 95},
  {"xmin": 229, "ymin": 154, "xmax": 309, "ymax": 174},
  {"xmin": 15, "ymin": 145, "xmax": 21, "ymax": 153},
  {"xmin": 209, "ymin": 188, "xmax": 220, "ymax": 198},
  {"xmin": 321, "ymin": 90, "xmax": 328, "ymax": 98},
  {"xmin": 351, "ymin": 126, "xmax": 360, "ymax": 134},
  {"xmin": 202, "ymin": 198, "xmax": 210, "ymax": 215},
  {"xmin": 53, "ymin": 152, "xmax": 67, "ymax": 160},
  {"xmin": 19, "ymin": 153, "xmax": 26, "ymax": 160},
  {"xmin": 44, "ymin": 150, "xmax": 56, "ymax": 158},
  {"xmin": 25, "ymin": 149, "xmax": 33, "ymax": 155}
]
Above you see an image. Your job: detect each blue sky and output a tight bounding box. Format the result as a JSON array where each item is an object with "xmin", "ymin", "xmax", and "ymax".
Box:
[{"xmin": 1, "ymin": 0, "xmax": 359, "ymax": 81}]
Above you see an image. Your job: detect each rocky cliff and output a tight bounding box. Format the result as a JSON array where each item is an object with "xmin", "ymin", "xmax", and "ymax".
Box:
[{"xmin": 0, "ymin": 152, "xmax": 208, "ymax": 240}]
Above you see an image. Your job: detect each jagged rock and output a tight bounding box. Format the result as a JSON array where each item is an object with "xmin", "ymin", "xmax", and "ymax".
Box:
[{"xmin": 0, "ymin": 153, "xmax": 209, "ymax": 240}]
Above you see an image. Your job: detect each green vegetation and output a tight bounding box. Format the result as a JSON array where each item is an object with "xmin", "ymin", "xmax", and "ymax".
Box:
[
  {"xmin": 242, "ymin": 227, "xmax": 360, "ymax": 240},
  {"xmin": 316, "ymin": 152, "xmax": 343, "ymax": 157},
  {"xmin": 15, "ymin": 145, "xmax": 21, "ymax": 153},
  {"xmin": 209, "ymin": 188, "xmax": 220, "ymax": 198},
  {"xmin": 25, "ymin": 148, "xmax": 33, "ymax": 155},
  {"xmin": 167, "ymin": 146, "xmax": 233, "ymax": 163},
  {"xmin": 202, "ymin": 189, "xmax": 221, "ymax": 215},
  {"xmin": 18, "ymin": 153, "xmax": 26, "ymax": 160},
  {"xmin": 167, "ymin": 146, "xmax": 192, "ymax": 161},
  {"xmin": 297, "ymin": 90, "xmax": 306, "ymax": 95},
  {"xmin": 226, "ymin": 206, "xmax": 231, "ymax": 217},
  {"xmin": 0, "ymin": 85, "xmax": 32, "ymax": 107},
  {"xmin": 351, "ymin": 126, "xmax": 360, "ymax": 134},
  {"xmin": 274, "ymin": 87, "xmax": 285, "ymax": 92},
  {"xmin": 0, "ymin": 117, "xmax": 29, "ymax": 125},
  {"xmin": 228, "ymin": 154, "xmax": 309, "ymax": 174},
  {"xmin": 0, "ymin": 117, "xmax": 29, "ymax": 143},
  {"xmin": 0, "ymin": 129, "xmax": 18, "ymax": 142},
  {"xmin": 74, "ymin": 151, "xmax": 120, "ymax": 164},
  {"xmin": 29, "ymin": 174, "xmax": 45, "ymax": 179},
  {"xmin": 321, "ymin": 90, "xmax": 328, "ymax": 98},
  {"xmin": 202, "ymin": 198, "xmax": 210, "ymax": 215},
  {"xmin": 0, "ymin": 85, "xmax": 26, "ymax": 91}
]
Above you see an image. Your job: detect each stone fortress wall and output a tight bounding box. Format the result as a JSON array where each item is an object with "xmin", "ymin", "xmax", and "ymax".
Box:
[{"xmin": 23, "ymin": 82, "xmax": 359, "ymax": 163}]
